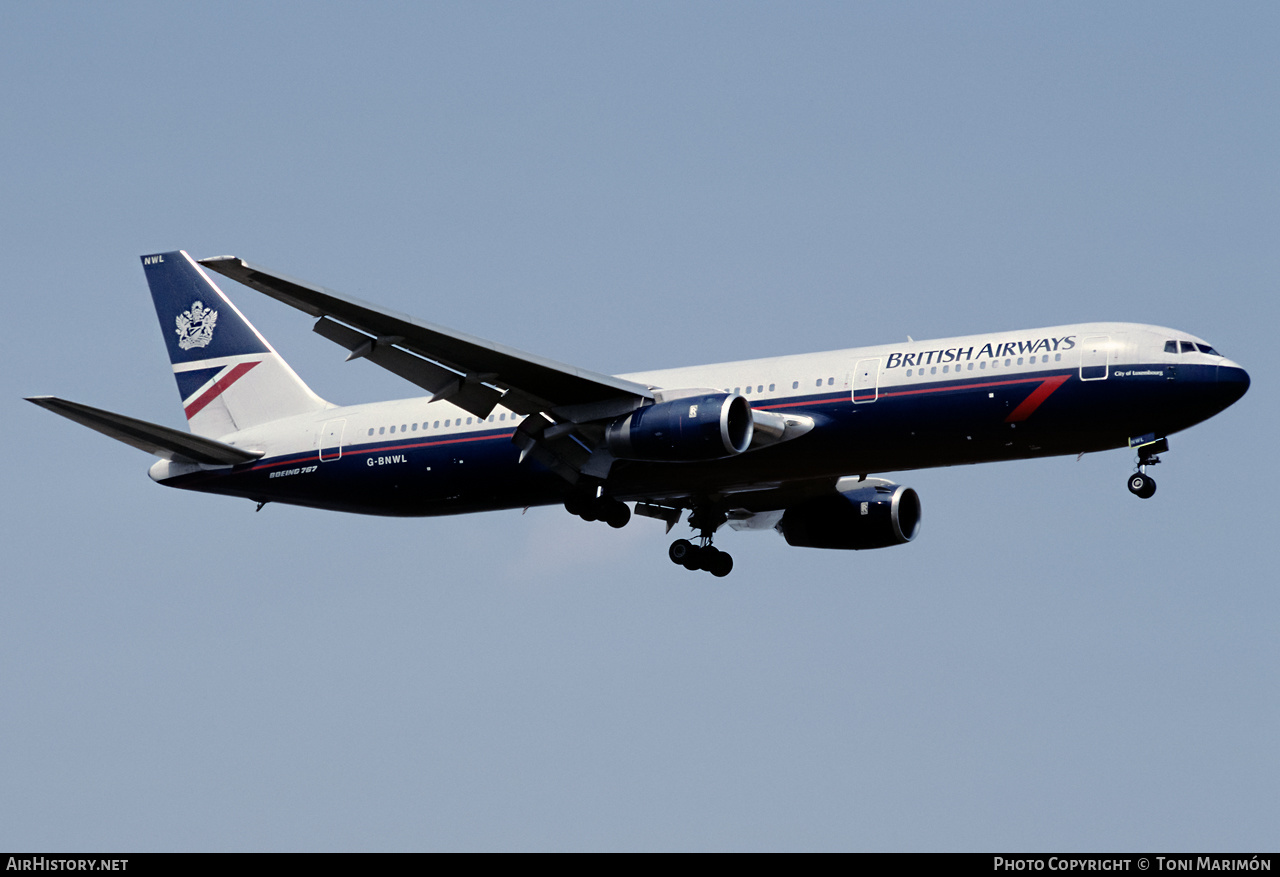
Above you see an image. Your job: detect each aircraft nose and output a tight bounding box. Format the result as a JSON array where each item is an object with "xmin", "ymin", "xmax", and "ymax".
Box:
[{"xmin": 1216, "ymin": 362, "xmax": 1250, "ymax": 407}]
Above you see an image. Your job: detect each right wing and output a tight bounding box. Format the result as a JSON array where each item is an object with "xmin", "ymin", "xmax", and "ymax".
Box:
[{"xmin": 198, "ymin": 255, "xmax": 653, "ymax": 424}]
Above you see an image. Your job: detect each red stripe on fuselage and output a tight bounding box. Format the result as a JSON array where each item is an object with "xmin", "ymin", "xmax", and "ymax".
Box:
[
  {"xmin": 248, "ymin": 430, "xmax": 513, "ymax": 472},
  {"xmin": 761, "ymin": 395, "xmax": 850, "ymax": 410},
  {"xmin": 878, "ymin": 375, "xmax": 1055, "ymax": 400},
  {"xmin": 184, "ymin": 361, "xmax": 260, "ymax": 419},
  {"xmin": 757, "ymin": 374, "xmax": 1073, "ymax": 412}
]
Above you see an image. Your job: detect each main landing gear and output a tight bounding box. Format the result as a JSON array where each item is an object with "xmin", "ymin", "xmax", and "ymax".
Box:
[
  {"xmin": 1127, "ymin": 437, "xmax": 1168, "ymax": 499},
  {"xmin": 565, "ymin": 489, "xmax": 631, "ymax": 528},
  {"xmin": 668, "ymin": 506, "xmax": 733, "ymax": 577},
  {"xmin": 669, "ymin": 538, "xmax": 733, "ymax": 577}
]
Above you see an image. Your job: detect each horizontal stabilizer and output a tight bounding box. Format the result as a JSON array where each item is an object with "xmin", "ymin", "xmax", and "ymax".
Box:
[{"xmin": 26, "ymin": 396, "xmax": 262, "ymax": 466}]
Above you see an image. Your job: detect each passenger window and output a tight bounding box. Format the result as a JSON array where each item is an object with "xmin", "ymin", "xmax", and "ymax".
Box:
[
  {"xmin": 401, "ymin": 424, "xmax": 407, "ymax": 432},
  {"xmin": 735, "ymin": 387, "xmax": 741, "ymax": 394},
  {"xmin": 390, "ymin": 425, "xmax": 396, "ymax": 433},
  {"xmin": 1004, "ymin": 359, "xmax": 1011, "ymax": 367},
  {"xmin": 827, "ymin": 377, "xmax": 834, "ymax": 386},
  {"xmin": 1055, "ymin": 353, "xmax": 1061, "ymax": 362},
  {"xmin": 968, "ymin": 362, "xmax": 974, "ymax": 371},
  {"xmin": 906, "ymin": 369, "xmax": 913, "ymax": 377},
  {"xmin": 433, "ymin": 421, "xmax": 440, "ymax": 429},
  {"xmin": 757, "ymin": 385, "xmax": 763, "ymax": 393},
  {"xmin": 1017, "ymin": 357, "xmax": 1023, "ymax": 366},
  {"xmin": 930, "ymin": 366, "xmax": 937, "ymax": 375},
  {"xmin": 412, "ymin": 423, "xmax": 418, "ymax": 431},
  {"xmin": 980, "ymin": 361, "xmax": 986, "ymax": 369},
  {"xmin": 379, "ymin": 427, "xmax": 385, "ymax": 435},
  {"xmin": 444, "ymin": 419, "xmax": 450, "ymax": 427},
  {"xmin": 466, "ymin": 417, "xmax": 473, "ymax": 425},
  {"xmin": 815, "ymin": 379, "xmax": 822, "ymax": 387},
  {"xmin": 943, "ymin": 365, "xmax": 949, "ymax": 373},
  {"xmin": 500, "ymin": 413, "xmax": 506, "ymax": 421},
  {"xmin": 744, "ymin": 385, "xmax": 751, "ymax": 394},
  {"xmin": 769, "ymin": 384, "xmax": 775, "ymax": 392},
  {"xmin": 792, "ymin": 381, "xmax": 798, "ymax": 389},
  {"xmin": 488, "ymin": 415, "xmax": 494, "ymax": 422},
  {"xmin": 368, "ymin": 428, "xmax": 374, "ymax": 436}
]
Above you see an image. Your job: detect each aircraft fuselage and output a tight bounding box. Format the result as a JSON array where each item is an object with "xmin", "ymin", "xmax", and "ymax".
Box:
[{"xmin": 147, "ymin": 321, "xmax": 1249, "ymax": 517}]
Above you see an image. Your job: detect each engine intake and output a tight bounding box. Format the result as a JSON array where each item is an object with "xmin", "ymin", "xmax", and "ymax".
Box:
[
  {"xmin": 606, "ymin": 393, "xmax": 753, "ymax": 462},
  {"xmin": 778, "ymin": 477, "xmax": 921, "ymax": 550}
]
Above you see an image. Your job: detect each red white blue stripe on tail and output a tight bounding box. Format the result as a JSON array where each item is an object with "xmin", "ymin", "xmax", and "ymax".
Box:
[{"xmin": 140, "ymin": 251, "xmax": 328, "ymax": 437}]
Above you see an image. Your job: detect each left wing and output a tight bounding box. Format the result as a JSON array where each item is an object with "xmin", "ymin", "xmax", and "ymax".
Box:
[
  {"xmin": 199, "ymin": 256, "xmax": 653, "ymax": 424},
  {"xmin": 26, "ymin": 396, "xmax": 263, "ymax": 465}
]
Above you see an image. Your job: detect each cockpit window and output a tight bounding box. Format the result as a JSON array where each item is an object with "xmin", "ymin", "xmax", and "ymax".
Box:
[{"xmin": 1165, "ymin": 339, "xmax": 1222, "ymax": 356}]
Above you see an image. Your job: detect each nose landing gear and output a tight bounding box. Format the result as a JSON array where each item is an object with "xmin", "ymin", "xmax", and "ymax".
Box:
[{"xmin": 1127, "ymin": 436, "xmax": 1168, "ymax": 499}]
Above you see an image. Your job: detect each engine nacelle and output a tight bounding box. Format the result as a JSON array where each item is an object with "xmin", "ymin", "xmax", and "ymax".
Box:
[
  {"xmin": 605, "ymin": 393, "xmax": 753, "ymax": 462},
  {"xmin": 777, "ymin": 477, "xmax": 922, "ymax": 550}
]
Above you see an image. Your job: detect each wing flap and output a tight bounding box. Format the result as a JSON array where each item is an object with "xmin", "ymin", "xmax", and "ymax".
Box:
[
  {"xmin": 27, "ymin": 396, "xmax": 262, "ymax": 466},
  {"xmin": 313, "ymin": 317, "xmax": 510, "ymax": 418},
  {"xmin": 199, "ymin": 256, "xmax": 652, "ymax": 421}
]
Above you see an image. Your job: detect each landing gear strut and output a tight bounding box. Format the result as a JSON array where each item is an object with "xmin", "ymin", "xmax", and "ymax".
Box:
[
  {"xmin": 1127, "ymin": 437, "xmax": 1168, "ymax": 499},
  {"xmin": 668, "ymin": 506, "xmax": 733, "ymax": 577}
]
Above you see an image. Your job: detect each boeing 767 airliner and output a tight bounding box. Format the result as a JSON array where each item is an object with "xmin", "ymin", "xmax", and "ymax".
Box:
[{"xmin": 28, "ymin": 251, "xmax": 1250, "ymax": 576}]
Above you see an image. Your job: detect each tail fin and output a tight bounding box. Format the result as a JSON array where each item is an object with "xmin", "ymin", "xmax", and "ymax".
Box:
[{"xmin": 141, "ymin": 250, "xmax": 328, "ymax": 437}]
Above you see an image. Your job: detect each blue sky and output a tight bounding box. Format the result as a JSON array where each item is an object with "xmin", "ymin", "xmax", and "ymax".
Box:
[{"xmin": 2, "ymin": 2, "xmax": 1276, "ymax": 851}]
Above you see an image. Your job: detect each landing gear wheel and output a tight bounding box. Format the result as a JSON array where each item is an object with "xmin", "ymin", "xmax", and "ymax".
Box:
[
  {"xmin": 604, "ymin": 501, "xmax": 631, "ymax": 529},
  {"xmin": 669, "ymin": 539, "xmax": 695, "ymax": 566},
  {"xmin": 683, "ymin": 546, "xmax": 707, "ymax": 571},
  {"xmin": 1127, "ymin": 472, "xmax": 1157, "ymax": 499},
  {"xmin": 708, "ymin": 550, "xmax": 733, "ymax": 578}
]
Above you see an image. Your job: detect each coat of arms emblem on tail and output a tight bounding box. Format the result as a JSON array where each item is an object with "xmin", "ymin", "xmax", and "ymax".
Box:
[{"xmin": 176, "ymin": 301, "xmax": 218, "ymax": 350}]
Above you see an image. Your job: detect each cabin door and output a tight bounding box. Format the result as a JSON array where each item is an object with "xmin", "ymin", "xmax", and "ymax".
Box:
[
  {"xmin": 318, "ymin": 419, "xmax": 346, "ymax": 461},
  {"xmin": 1080, "ymin": 335, "xmax": 1110, "ymax": 381},
  {"xmin": 853, "ymin": 358, "xmax": 881, "ymax": 403}
]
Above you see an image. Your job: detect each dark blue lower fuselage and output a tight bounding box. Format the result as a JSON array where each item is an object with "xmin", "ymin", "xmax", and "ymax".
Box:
[{"xmin": 156, "ymin": 362, "xmax": 1250, "ymax": 516}]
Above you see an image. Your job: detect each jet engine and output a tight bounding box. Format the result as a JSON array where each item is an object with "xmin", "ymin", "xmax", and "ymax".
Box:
[
  {"xmin": 777, "ymin": 477, "xmax": 922, "ymax": 550},
  {"xmin": 605, "ymin": 393, "xmax": 753, "ymax": 462}
]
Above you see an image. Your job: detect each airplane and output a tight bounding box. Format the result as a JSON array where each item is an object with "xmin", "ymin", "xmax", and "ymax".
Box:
[{"xmin": 28, "ymin": 251, "xmax": 1250, "ymax": 577}]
